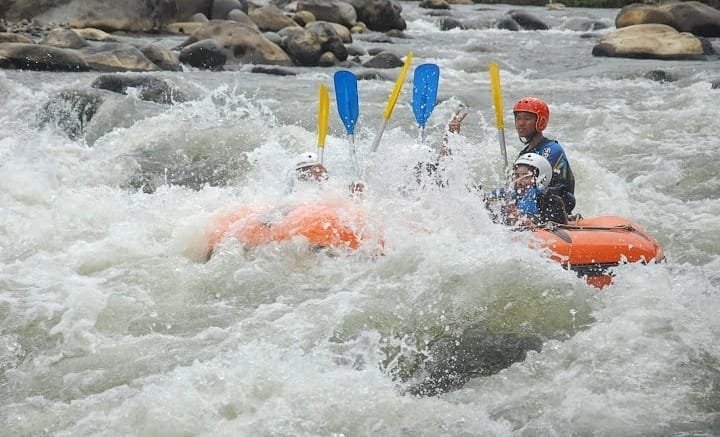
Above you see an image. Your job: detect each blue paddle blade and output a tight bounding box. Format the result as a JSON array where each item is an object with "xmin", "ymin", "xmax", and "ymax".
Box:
[
  {"xmin": 412, "ymin": 63, "xmax": 440, "ymax": 128},
  {"xmin": 333, "ymin": 70, "xmax": 359, "ymax": 135}
]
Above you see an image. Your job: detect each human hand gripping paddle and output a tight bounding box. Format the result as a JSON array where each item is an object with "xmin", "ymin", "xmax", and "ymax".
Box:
[
  {"xmin": 370, "ymin": 52, "xmax": 413, "ymax": 153},
  {"xmin": 333, "ymin": 70, "xmax": 360, "ymax": 178},
  {"xmin": 412, "ymin": 63, "xmax": 440, "ymax": 143},
  {"xmin": 489, "ymin": 62, "xmax": 509, "ymax": 170},
  {"xmin": 316, "ymin": 83, "xmax": 329, "ymax": 164}
]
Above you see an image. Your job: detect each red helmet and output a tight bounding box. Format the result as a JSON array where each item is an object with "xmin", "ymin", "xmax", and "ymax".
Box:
[{"xmin": 513, "ymin": 97, "xmax": 549, "ymax": 132}]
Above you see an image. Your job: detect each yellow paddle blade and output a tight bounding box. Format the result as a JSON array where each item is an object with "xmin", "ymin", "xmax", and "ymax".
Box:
[
  {"xmin": 317, "ymin": 84, "xmax": 329, "ymax": 148},
  {"xmin": 489, "ymin": 61, "xmax": 504, "ymax": 131},
  {"xmin": 382, "ymin": 52, "xmax": 413, "ymax": 121}
]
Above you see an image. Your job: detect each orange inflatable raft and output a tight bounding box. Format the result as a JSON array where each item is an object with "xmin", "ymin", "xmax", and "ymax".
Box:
[
  {"xmin": 206, "ymin": 200, "xmax": 377, "ymax": 258},
  {"xmin": 531, "ymin": 216, "xmax": 664, "ymax": 288}
]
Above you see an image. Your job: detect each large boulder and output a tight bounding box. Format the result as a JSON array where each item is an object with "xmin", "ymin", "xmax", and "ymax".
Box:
[
  {"xmin": 616, "ymin": 3, "xmax": 676, "ymax": 29},
  {"xmin": 616, "ymin": 1, "xmax": 720, "ymax": 38},
  {"xmin": 279, "ymin": 25, "xmax": 347, "ymax": 66},
  {"xmin": 181, "ymin": 20, "xmax": 292, "ymax": 66},
  {"xmin": 508, "ymin": 10, "xmax": 549, "ymax": 30},
  {"xmin": 363, "ymin": 50, "xmax": 403, "ymax": 68},
  {"xmin": 279, "ymin": 27, "xmax": 321, "ymax": 66},
  {"xmin": 179, "ymin": 38, "xmax": 228, "ymax": 69},
  {"xmin": 296, "ymin": 0, "xmax": 357, "ymax": 28},
  {"xmin": 0, "ymin": 32, "xmax": 34, "ymax": 43},
  {"xmin": 662, "ymin": 1, "xmax": 720, "ymax": 37},
  {"xmin": 5, "ymin": 0, "xmax": 176, "ymax": 32},
  {"xmin": 592, "ymin": 23, "xmax": 714, "ymax": 61},
  {"xmin": 211, "ymin": 0, "xmax": 248, "ymax": 19},
  {"xmin": 227, "ymin": 9, "xmax": 259, "ymax": 30},
  {"xmin": 140, "ymin": 43, "xmax": 182, "ymax": 71},
  {"xmin": 0, "ymin": 42, "xmax": 89, "ymax": 71},
  {"xmin": 91, "ymin": 74, "xmax": 190, "ymax": 104},
  {"xmin": 249, "ymin": 5, "xmax": 299, "ymax": 32},
  {"xmin": 38, "ymin": 88, "xmax": 108, "ymax": 140},
  {"xmin": 42, "ymin": 28, "xmax": 88, "ymax": 49},
  {"xmin": 346, "ymin": 0, "xmax": 406, "ymax": 32},
  {"xmin": 81, "ymin": 45, "xmax": 161, "ymax": 72}
]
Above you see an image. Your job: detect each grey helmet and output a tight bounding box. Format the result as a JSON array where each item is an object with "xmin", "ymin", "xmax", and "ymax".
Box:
[{"xmin": 514, "ymin": 153, "xmax": 552, "ymax": 191}]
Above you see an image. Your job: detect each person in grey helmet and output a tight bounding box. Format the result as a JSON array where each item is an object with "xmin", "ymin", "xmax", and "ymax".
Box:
[
  {"xmin": 288, "ymin": 151, "xmax": 364, "ymax": 194},
  {"xmin": 488, "ymin": 153, "xmax": 568, "ymax": 227}
]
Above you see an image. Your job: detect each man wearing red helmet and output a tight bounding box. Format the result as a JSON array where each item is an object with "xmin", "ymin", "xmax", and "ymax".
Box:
[{"xmin": 513, "ymin": 97, "xmax": 576, "ymax": 213}]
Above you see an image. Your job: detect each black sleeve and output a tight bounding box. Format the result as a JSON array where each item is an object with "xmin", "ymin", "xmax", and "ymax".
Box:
[{"xmin": 539, "ymin": 194, "xmax": 568, "ymax": 225}]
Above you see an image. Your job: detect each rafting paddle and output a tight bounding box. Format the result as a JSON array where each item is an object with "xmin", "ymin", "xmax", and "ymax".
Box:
[
  {"xmin": 317, "ymin": 84, "xmax": 329, "ymax": 164},
  {"xmin": 370, "ymin": 52, "xmax": 413, "ymax": 153},
  {"xmin": 489, "ymin": 62, "xmax": 508, "ymax": 170},
  {"xmin": 333, "ymin": 70, "xmax": 360, "ymax": 177},
  {"xmin": 412, "ymin": 63, "xmax": 440, "ymax": 142}
]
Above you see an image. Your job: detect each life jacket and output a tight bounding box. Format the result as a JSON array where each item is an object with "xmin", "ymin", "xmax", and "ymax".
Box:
[{"xmin": 520, "ymin": 137, "xmax": 576, "ymax": 212}]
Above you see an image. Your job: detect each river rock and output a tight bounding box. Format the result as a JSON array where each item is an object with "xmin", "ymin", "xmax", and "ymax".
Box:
[
  {"xmin": 296, "ymin": 0, "xmax": 357, "ymax": 29},
  {"xmin": 42, "ymin": 28, "xmax": 88, "ymax": 49},
  {"xmin": 311, "ymin": 21, "xmax": 352, "ymax": 43},
  {"xmin": 419, "ymin": 0, "xmax": 450, "ymax": 10},
  {"xmin": 179, "ymin": 38, "xmax": 228, "ymax": 69},
  {"xmin": 227, "ymin": 9, "xmax": 259, "ymax": 30},
  {"xmin": 616, "ymin": 1, "xmax": 720, "ymax": 38},
  {"xmin": 0, "ymin": 42, "xmax": 89, "ymax": 71},
  {"xmin": 615, "ymin": 3, "xmax": 675, "ymax": 29},
  {"xmin": 176, "ymin": 0, "xmax": 213, "ymax": 21},
  {"xmin": 249, "ymin": 5, "xmax": 299, "ymax": 32},
  {"xmin": 408, "ymin": 327, "xmax": 543, "ymax": 396},
  {"xmin": 211, "ymin": 0, "xmax": 248, "ymax": 19},
  {"xmin": 346, "ymin": 0, "xmax": 406, "ymax": 32},
  {"xmin": 140, "ymin": 43, "xmax": 182, "ymax": 71},
  {"xmin": 661, "ymin": 1, "xmax": 720, "ymax": 38},
  {"xmin": 508, "ymin": 10, "xmax": 549, "ymax": 30},
  {"xmin": 82, "ymin": 45, "xmax": 161, "ymax": 72},
  {"xmin": 363, "ymin": 50, "xmax": 403, "ymax": 68},
  {"xmin": 192, "ymin": 13, "xmax": 210, "ymax": 23},
  {"xmin": 91, "ymin": 74, "xmax": 189, "ymax": 104},
  {"xmin": 318, "ymin": 50, "xmax": 338, "ymax": 66},
  {"xmin": 0, "ymin": 32, "xmax": 34, "ymax": 43},
  {"xmin": 72, "ymin": 28, "xmax": 116, "ymax": 42},
  {"xmin": 496, "ymin": 16, "xmax": 520, "ymax": 31},
  {"xmin": 592, "ymin": 23, "xmax": 713, "ymax": 61},
  {"xmin": 6, "ymin": 0, "xmax": 176, "ymax": 33},
  {"xmin": 560, "ymin": 17, "xmax": 609, "ymax": 32},
  {"xmin": 38, "ymin": 88, "xmax": 108, "ymax": 140},
  {"xmin": 250, "ymin": 65, "xmax": 297, "ymax": 75},
  {"xmin": 166, "ymin": 22, "xmax": 205, "ymax": 35},
  {"xmin": 181, "ymin": 20, "xmax": 292, "ymax": 66},
  {"xmin": 306, "ymin": 20, "xmax": 350, "ymax": 44},
  {"xmin": 279, "ymin": 25, "xmax": 346, "ymax": 66},
  {"xmin": 293, "ymin": 10, "xmax": 316, "ymax": 26},
  {"xmin": 439, "ymin": 17, "xmax": 465, "ymax": 31}
]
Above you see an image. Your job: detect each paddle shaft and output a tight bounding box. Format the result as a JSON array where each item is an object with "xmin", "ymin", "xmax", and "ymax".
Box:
[
  {"xmin": 370, "ymin": 52, "xmax": 413, "ymax": 153},
  {"xmin": 489, "ymin": 62, "xmax": 508, "ymax": 169}
]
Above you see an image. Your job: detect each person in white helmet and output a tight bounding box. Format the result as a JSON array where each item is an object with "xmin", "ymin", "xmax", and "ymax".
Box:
[
  {"xmin": 288, "ymin": 151, "xmax": 364, "ymax": 194},
  {"xmin": 501, "ymin": 153, "xmax": 568, "ymax": 227},
  {"xmin": 294, "ymin": 152, "xmax": 329, "ymax": 182}
]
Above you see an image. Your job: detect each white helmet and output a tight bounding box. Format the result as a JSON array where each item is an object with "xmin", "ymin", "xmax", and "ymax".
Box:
[
  {"xmin": 514, "ymin": 153, "xmax": 552, "ymax": 191},
  {"xmin": 295, "ymin": 152, "xmax": 318, "ymax": 170}
]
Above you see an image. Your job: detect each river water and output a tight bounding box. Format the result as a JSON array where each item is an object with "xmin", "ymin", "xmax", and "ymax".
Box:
[{"xmin": 2, "ymin": 3, "xmax": 719, "ymax": 435}]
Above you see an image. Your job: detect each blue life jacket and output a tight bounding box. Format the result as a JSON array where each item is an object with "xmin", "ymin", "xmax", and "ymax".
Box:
[
  {"xmin": 520, "ymin": 137, "xmax": 576, "ymax": 212},
  {"xmin": 514, "ymin": 187, "xmax": 542, "ymax": 218}
]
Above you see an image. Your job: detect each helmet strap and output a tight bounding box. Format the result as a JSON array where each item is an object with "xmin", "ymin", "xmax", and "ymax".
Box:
[{"xmin": 518, "ymin": 130, "xmax": 539, "ymax": 145}]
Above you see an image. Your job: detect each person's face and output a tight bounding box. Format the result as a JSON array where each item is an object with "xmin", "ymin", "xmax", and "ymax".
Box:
[
  {"xmin": 297, "ymin": 164, "xmax": 328, "ymax": 182},
  {"xmin": 514, "ymin": 111, "xmax": 538, "ymax": 138},
  {"xmin": 512, "ymin": 164, "xmax": 536, "ymax": 193}
]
